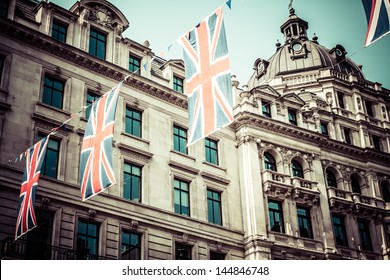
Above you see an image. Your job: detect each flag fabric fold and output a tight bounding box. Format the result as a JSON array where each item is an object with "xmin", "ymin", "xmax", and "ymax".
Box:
[
  {"xmin": 179, "ymin": 6, "xmax": 234, "ymax": 146},
  {"xmin": 362, "ymin": 0, "xmax": 390, "ymax": 47},
  {"xmin": 15, "ymin": 136, "xmax": 49, "ymax": 240},
  {"xmin": 79, "ymin": 82, "xmax": 122, "ymax": 201}
]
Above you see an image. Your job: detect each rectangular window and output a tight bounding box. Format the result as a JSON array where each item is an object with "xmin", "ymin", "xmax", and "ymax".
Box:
[
  {"xmin": 43, "ymin": 75, "xmax": 64, "ymax": 109},
  {"xmin": 0, "ymin": 54, "xmax": 4, "ymax": 86},
  {"xmin": 173, "ymin": 75, "xmax": 184, "ymax": 93},
  {"xmin": 320, "ymin": 121, "xmax": 328, "ymax": 135},
  {"xmin": 129, "ymin": 55, "xmax": 141, "ymax": 75},
  {"xmin": 123, "ymin": 162, "xmax": 141, "ymax": 202},
  {"xmin": 0, "ymin": 1, "xmax": 8, "ymax": 17},
  {"xmin": 174, "ymin": 179, "xmax": 190, "ymax": 216},
  {"xmin": 38, "ymin": 134, "xmax": 60, "ymax": 179},
  {"xmin": 121, "ymin": 230, "xmax": 141, "ymax": 260},
  {"xmin": 210, "ymin": 251, "xmax": 225, "ymax": 260},
  {"xmin": 262, "ymin": 101, "xmax": 271, "ymax": 118},
  {"xmin": 51, "ymin": 20, "xmax": 67, "ymax": 43},
  {"xmin": 89, "ymin": 28, "xmax": 106, "ymax": 60},
  {"xmin": 25, "ymin": 209, "xmax": 54, "ymax": 260},
  {"xmin": 371, "ymin": 135, "xmax": 381, "ymax": 151},
  {"xmin": 365, "ymin": 100, "xmax": 374, "ymax": 117},
  {"xmin": 337, "ymin": 92, "xmax": 345, "ymax": 109},
  {"xmin": 173, "ymin": 125, "xmax": 188, "ymax": 154},
  {"xmin": 175, "ymin": 243, "xmax": 192, "ymax": 260},
  {"xmin": 77, "ymin": 219, "xmax": 99, "ymax": 259},
  {"xmin": 343, "ymin": 128, "xmax": 352, "ymax": 144},
  {"xmin": 207, "ymin": 189, "xmax": 222, "ymax": 225},
  {"xmin": 85, "ymin": 91, "xmax": 99, "ymax": 119},
  {"xmin": 125, "ymin": 107, "xmax": 142, "ymax": 137},
  {"xmin": 297, "ymin": 206, "xmax": 313, "ymax": 239},
  {"xmin": 332, "ymin": 215, "xmax": 348, "ymax": 247},
  {"xmin": 358, "ymin": 219, "xmax": 373, "ymax": 251},
  {"xmin": 268, "ymin": 200, "xmax": 285, "ymax": 233},
  {"xmin": 205, "ymin": 138, "xmax": 218, "ymax": 165},
  {"xmin": 288, "ymin": 109, "xmax": 297, "ymax": 125}
]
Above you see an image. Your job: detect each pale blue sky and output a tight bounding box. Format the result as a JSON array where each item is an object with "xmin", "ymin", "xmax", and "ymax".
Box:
[{"xmin": 50, "ymin": 0, "xmax": 390, "ymax": 89}]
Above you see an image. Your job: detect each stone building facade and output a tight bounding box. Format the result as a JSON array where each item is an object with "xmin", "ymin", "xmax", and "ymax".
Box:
[{"xmin": 0, "ymin": 0, "xmax": 389, "ymax": 260}]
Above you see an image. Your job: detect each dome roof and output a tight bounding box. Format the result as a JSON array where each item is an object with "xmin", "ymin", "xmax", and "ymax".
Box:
[{"xmin": 248, "ymin": 8, "xmax": 365, "ymax": 88}]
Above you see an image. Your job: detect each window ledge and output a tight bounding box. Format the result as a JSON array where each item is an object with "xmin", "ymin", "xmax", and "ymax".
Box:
[
  {"xmin": 202, "ymin": 161, "xmax": 227, "ymax": 172},
  {"xmin": 170, "ymin": 150, "xmax": 196, "ymax": 161},
  {"xmin": 121, "ymin": 132, "xmax": 150, "ymax": 145},
  {"xmin": 36, "ymin": 101, "xmax": 71, "ymax": 117}
]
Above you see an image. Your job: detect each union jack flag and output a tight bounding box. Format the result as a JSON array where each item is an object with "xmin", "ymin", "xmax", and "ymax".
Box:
[
  {"xmin": 15, "ymin": 137, "xmax": 49, "ymax": 240},
  {"xmin": 79, "ymin": 82, "xmax": 122, "ymax": 201},
  {"xmin": 362, "ymin": 0, "xmax": 390, "ymax": 46},
  {"xmin": 179, "ymin": 6, "xmax": 234, "ymax": 145}
]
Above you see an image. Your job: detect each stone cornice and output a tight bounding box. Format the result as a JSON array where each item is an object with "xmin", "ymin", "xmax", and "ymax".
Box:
[
  {"xmin": 234, "ymin": 112, "xmax": 390, "ymax": 166},
  {"xmin": 0, "ymin": 18, "xmax": 188, "ymax": 110}
]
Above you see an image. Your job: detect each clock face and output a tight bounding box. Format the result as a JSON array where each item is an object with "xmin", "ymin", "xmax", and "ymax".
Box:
[
  {"xmin": 292, "ymin": 42, "xmax": 302, "ymax": 52},
  {"xmin": 335, "ymin": 48, "xmax": 343, "ymax": 56}
]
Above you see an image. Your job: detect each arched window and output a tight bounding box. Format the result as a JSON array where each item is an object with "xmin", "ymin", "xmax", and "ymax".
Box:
[
  {"xmin": 326, "ymin": 170, "xmax": 337, "ymax": 188},
  {"xmin": 264, "ymin": 152, "xmax": 277, "ymax": 171},
  {"xmin": 351, "ymin": 175, "xmax": 361, "ymax": 194},
  {"xmin": 381, "ymin": 181, "xmax": 390, "ymax": 202},
  {"xmin": 292, "ymin": 160, "xmax": 304, "ymax": 178}
]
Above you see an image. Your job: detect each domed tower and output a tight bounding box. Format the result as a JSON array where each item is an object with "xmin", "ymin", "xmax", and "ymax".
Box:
[{"xmin": 247, "ymin": 6, "xmax": 365, "ymax": 94}]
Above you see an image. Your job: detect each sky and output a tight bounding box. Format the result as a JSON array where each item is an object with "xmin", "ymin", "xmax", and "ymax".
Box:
[{"xmin": 50, "ymin": 0, "xmax": 390, "ymax": 89}]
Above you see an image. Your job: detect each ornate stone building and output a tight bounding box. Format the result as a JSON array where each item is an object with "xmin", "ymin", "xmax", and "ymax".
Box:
[{"xmin": 0, "ymin": 0, "xmax": 389, "ymax": 260}]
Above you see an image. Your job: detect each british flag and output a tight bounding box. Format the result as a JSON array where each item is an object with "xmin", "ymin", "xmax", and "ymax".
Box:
[
  {"xmin": 15, "ymin": 137, "xmax": 49, "ymax": 240},
  {"xmin": 362, "ymin": 0, "xmax": 390, "ymax": 46},
  {"xmin": 179, "ymin": 6, "xmax": 234, "ymax": 145},
  {"xmin": 79, "ymin": 82, "xmax": 122, "ymax": 201}
]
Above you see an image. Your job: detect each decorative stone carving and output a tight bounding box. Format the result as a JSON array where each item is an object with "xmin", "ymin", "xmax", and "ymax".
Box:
[
  {"xmin": 88, "ymin": 209, "xmax": 96, "ymax": 219},
  {"xmin": 89, "ymin": 5, "xmax": 114, "ymax": 29},
  {"xmin": 129, "ymin": 220, "xmax": 139, "ymax": 230}
]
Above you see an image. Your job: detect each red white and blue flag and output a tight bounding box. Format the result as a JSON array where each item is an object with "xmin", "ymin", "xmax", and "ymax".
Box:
[
  {"xmin": 179, "ymin": 6, "xmax": 234, "ymax": 145},
  {"xmin": 362, "ymin": 0, "xmax": 390, "ymax": 46},
  {"xmin": 15, "ymin": 137, "xmax": 49, "ymax": 240},
  {"xmin": 79, "ymin": 82, "xmax": 122, "ymax": 201}
]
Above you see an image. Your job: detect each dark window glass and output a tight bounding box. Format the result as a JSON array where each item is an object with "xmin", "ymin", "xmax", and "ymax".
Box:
[
  {"xmin": 343, "ymin": 128, "xmax": 352, "ymax": 144},
  {"xmin": 121, "ymin": 230, "xmax": 141, "ymax": 260},
  {"xmin": 129, "ymin": 55, "xmax": 141, "ymax": 75},
  {"xmin": 365, "ymin": 100, "xmax": 374, "ymax": 117},
  {"xmin": 0, "ymin": 55, "xmax": 4, "ymax": 85},
  {"xmin": 174, "ymin": 179, "xmax": 190, "ymax": 216},
  {"xmin": 205, "ymin": 138, "xmax": 218, "ymax": 165},
  {"xmin": 125, "ymin": 107, "xmax": 142, "ymax": 137},
  {"xmin": 351, "ymin": 176, "xmax": 361, "ymax": 194},
  {"xmin": 372, "ymin": 135, "xmax": 381, "ymax": 151},
  {"xmin": 264, "ymin": 152, "xmax": 277, "ymax": 171},
  {"xmin": 381, "ymin": 182, "xmax": 390, "ymax": 203},
  {"xmin": 77, "ymin": 219, "xmax": 99, "ymax": 259},
  {"xmin": 326, "ymin": 170, "xmax": 337, "ymax": 188},
  {"xmin": 292, "ymin": 159, "xmax": 303, "ymax": 178},
  {"xmin": 262, "ymin": 101, "xmax": 271, "ymax": 118},
  {"xmin": 25, "ymin": 209, "xmax": 54, "ymax": 259},
  {"xmin": 358, "ymin": 219, "xmax": 373, "ymax": 251},
  {"xmin": 288, "ymin": 109, "xmax": 297, "ymax": 125},
  {"xmin": 173, "ymin": 75, "xmax": 183, "ymax": 93},
  {"xmin": 43, "ymin": 75, "xmax": 64, "ymax": 109},
  {"xmin": 175, "ymin": 243, "xmax": 192, "ymax": 260},
  {"xmin": 123, "ymin": 163, "xmax": 141, "ymax": 202},
  {"xmin": 297, "ymin": 206, "xmax": 313, "ymax": 239},
  {"xmin": 85, "ymin": 91, "xmax": 99, "ymax": 119},
  {"xmin": 207, "ymin": 189, "xmax": 222, "ymax": 225},
  {"xmin": 173, "ymin": 125, "xmax": 187, "ymax": 154},
  {"xmin": 51, "ymin": 20, "xmax": 67, "ymax": 43},
  {"xmin": 0, "ymin": 1, "xmax": 8, "ymax": 17},
  {"xmin": 268, "ymin": 200, "xmax": 285, "ymax": 233},
  {"xmin": 337, "ymin": 92, "xmax": 345, "ymax": 109},
  {"xmin": 38, "ymin": 134, "xmax": 59, "ymax": 178},
  {"xmin": 210, "ymin": 251, "xmax": 225, "ymax": 260},
  {"xmin": 89, "ymin": 28, "xmax": 106, "ymax": 60},
  {"xmin": 320, "ymin": 121, "xmax": 328, "ymax": 135},
  {"xmin": 332, "ymin": 215, "xmax": 348, "ymax": 247}
]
